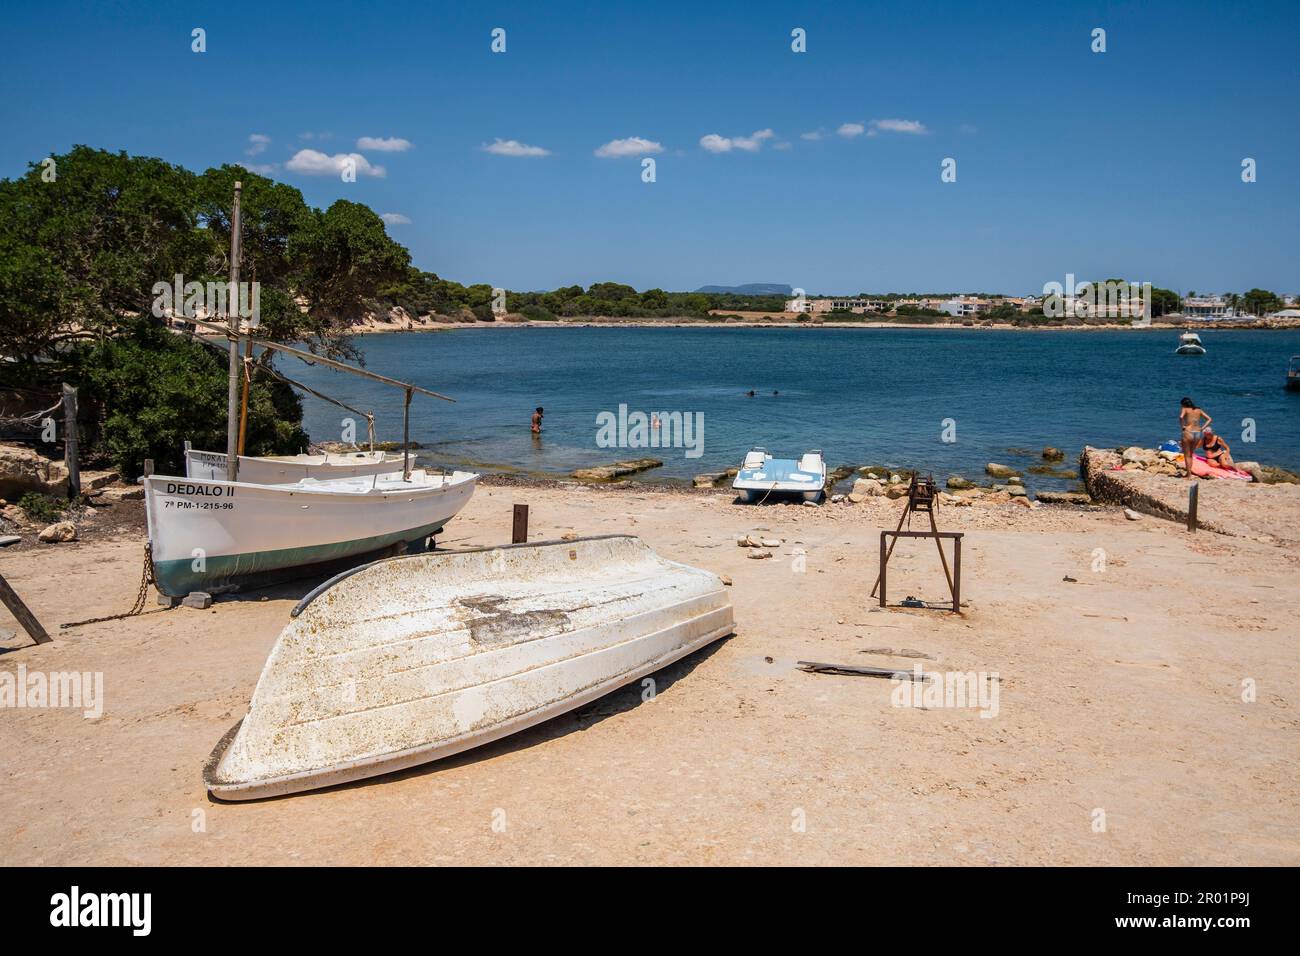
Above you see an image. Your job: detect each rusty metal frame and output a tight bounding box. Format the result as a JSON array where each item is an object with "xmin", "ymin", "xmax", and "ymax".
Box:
[{"xmin": 878, "ymin": 530, "xmax": 963, "ymax": 613}]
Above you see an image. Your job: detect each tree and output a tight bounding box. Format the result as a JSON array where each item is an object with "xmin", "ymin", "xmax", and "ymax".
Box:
[
  {"xmin": 291, "ymin": 200, "xmax": 411, "ymax": 328},
  {"xmin": 1240, "ymin": 288, "xmax": 1282, "ymax": 317}
]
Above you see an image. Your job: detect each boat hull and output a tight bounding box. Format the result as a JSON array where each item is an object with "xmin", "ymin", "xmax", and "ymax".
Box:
[
  {"xmin": 145, "ymin": 471, "xmax": 477, "ymax": 596},
  {"xmin": 186, "ymin": 448, "xmax": 406, "ymax": 483},
  {"xmin": 204, "ymin": 535, "xmax": 734, "ymax": 800}
]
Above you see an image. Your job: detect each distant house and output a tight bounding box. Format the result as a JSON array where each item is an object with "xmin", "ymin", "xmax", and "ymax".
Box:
[
  {"xmin": 1182, "ymin": 296, "xmax": 1237, "ymax": 319},
  {"xmin": 939, "ymin": 297, "xmax": 994, "ymax": 317}
]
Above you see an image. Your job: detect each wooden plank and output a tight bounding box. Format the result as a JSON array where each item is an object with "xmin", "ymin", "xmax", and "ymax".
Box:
[
  {"xmin": 796, "ymin": 661, "xmax": 927, "ymax": 681},
  {"xmin": 0, "ymin": 573, "xmax": 52, "ymax": 645},
  {"xmin": 512, "ymin": 504, "xmax": 529, "ymax": 544}
]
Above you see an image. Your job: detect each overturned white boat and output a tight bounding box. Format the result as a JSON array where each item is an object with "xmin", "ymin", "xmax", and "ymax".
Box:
[
  {"xmin": 185, "ymin": 447, "xmax": 407, "ymax": 483},
  {"xmin": 732, "ymin": 447, "xmax": 827, "ymax": 502},
  {"xmin": 145, "ymin": 469, "xmax": 477, "ymax": 597},
  {"xmin": 204, "ymin": 535, "xmax": 734, "ymax": 800}
]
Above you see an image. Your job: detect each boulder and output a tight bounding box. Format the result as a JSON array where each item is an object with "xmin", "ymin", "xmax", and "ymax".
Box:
[
  {"xmin": 692, "ymin": 472, "xmax": 725, "ymax": 488},
  {"xmin": 1035, "ymin": 490, "xmax": 1092, "ymax": 505},
  {"xmin": 1121, "ymin": 446, "xmax": 1155, "ymax": 466},
  {"xmin": 1124, "ymin": 508, "xmax": 1143, "ymax": 521},
  {"xmin": 0, "ymin": 444, "xmax": 69, "ymax": 499},
  {"xmin": 884, "ymin": 483, "xmax": 910, "ymax": 499},
  {"xmin": 1006, "ymin": 485, "xmax": 1029, "ymax": 497},
  {"xmin": 847, "ymin": 478, "xmax": 882, "ymax": 502},
  {"xmin": 985, "ymin": 462, "xmax": 1020, "ymax": 479},
  {"xmin": 946, "ymin": 475, "xmax": 975, "ymax": 490},
  {"xmin": 571, "ymin": 459, "xmax": 663, "ymax": 481},
  {"xmin": 1042, "ymin": 447, "xmax": 1065, "ymax": 462},
  {"xmin": 37, "ymin": 521, "xmax": 76, "ymax": 543}
]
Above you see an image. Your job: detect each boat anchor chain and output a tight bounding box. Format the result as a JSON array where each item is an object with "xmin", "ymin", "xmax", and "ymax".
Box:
[{"xmin": 60, "ymin": 541, "xmax": 171, "ymax": 629}]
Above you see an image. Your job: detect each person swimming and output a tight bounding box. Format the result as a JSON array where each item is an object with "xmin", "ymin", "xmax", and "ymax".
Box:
[
  {"xmin": 531, "ymin": 406, "xmax": 544, "ymax": 434},
  {"xmin": 1179, "ymin": 397, "xmax": 1210, "ymax": 479}
]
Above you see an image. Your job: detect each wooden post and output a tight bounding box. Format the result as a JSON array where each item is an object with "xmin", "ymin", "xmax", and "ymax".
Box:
[
  {"xmin": 225, "ymin": 181, "xmax": 243, "ymax": 482},
  {"xmin": 402, "ymin": 387, "xmax": 413, "ymax": 481},
  {"xmin": 878, "ymin": 531, "xmax": 887, "ymax": 607},
  {"xmin": 0, "ymin": 573, "xmax": 52, "ymax": 645},
  {"xmin": 1188, "ymin": 482, "xmax": 1199, "ymax": 532},
  {"xmin": 62, "ymin": 383, "xmax": 80, "ymax": 499},
  {"xmin": 952, "ymin": 535, "xmax": 962, "ymax": 612},
  {"xmin": 143, "ymin": 458, "xmax": 154, "ymax": 478},
  {"xmin": 236, "ymin": 336, "xmax": 251, "ymax": 456},
  {"xmin": 512, "ymin": 504, "xmax": 529, "ymax": 544}
]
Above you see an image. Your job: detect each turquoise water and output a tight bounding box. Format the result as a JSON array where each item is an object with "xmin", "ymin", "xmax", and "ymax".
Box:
[{"xmin": 290, "ymin": 327, "xmax": 1300, "ymax": 490}]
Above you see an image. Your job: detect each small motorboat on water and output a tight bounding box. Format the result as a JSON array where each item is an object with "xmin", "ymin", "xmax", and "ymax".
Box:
[
  {"xmin": 732, "ymin": 448, "xmax": 827, "ymax": 502},
  {"xmin": 145, "ymin": 468, "xmax": 477, "ymax": 596},
  {"xmin": 1287, "ymin": 356, "xmax": 1300, "ymax": 390},
  {"xmin": 185, "ymin": 447, "xmax": 407, "ymax": 483},
  {"xmin": 1175, "ymin": 330, "xmax": 1206, "ymax": 355},
  {"xmin": 204, "ymin": 535, "xmax": 734, "ymax": 800}
]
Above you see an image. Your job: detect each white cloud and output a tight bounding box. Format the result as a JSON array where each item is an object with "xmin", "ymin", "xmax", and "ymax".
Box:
[
  {"xmin": 357, "ymin": 136, "xmax": 413, "ymax": 152},
  {"xmin": 246, "ymin": 163, "xmax": 280, "ymax": 175},
  {"xmin": 800, "ymin": 130, "xmax": 825, "ymax": 141},
  {"xmin": 837, "ymin": 122, "xmax": 866, "ymax": 138},
  {"xmin": 482, "ymin": 138, "xmax": 551, "ymax": 157},
  {"xmin": 285, "ymin": 149, "xmax": 387, "ymax": 177},
  {"xmin": 699, "ymin": 129, "xmax": 775, "ymax": 153},
  {"xmin": 594, "ymin": 136, "xmax": 664, "ymax": 158},
  {"xmin": 245, "ymin": 133, "xmax": 271, "ymax": 156},
  {"xmin": 380, "ymin": 212, "xmax": 411, "ymax": 225},
  {"xmin": 869, "ymin": 118, "xmax": 928, "ymax": 135}
]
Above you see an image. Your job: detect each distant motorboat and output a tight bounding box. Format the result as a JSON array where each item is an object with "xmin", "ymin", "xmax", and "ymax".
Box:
[
  {"xmin": 1288, "ymin": 356, "xmax": 1300, "ymax": 391},
  {"xmin": 1175, "ymin": 330, "xmax": 1206, "ymax": 355},
  {"xmin": 732, "ymin": 447, "xmax": 826, "ymax": 502}
]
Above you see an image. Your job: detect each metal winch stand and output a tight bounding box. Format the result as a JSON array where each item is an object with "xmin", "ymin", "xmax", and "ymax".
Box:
[{"xmin": 870, "ymin": 473, "xmax": 963, "ymax": 613}]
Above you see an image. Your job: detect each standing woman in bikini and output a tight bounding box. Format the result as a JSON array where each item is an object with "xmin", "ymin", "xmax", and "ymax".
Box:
[{"xmin": 1179, "ymin": 397, "xmax": 1211, "ymax": 480}]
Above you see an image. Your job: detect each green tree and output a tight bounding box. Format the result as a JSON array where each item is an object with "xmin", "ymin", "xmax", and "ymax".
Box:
[
  {"xmin": 1240, "ymin": 288, "xmax": 1281, "ymax": 316},
  {"xmin": 291, "ymin": 200, "xmax": 410, "ymax": 326}
]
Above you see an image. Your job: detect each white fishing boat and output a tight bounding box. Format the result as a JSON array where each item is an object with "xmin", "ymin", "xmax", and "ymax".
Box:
[
  {"xmin": 1175, "ymin": 330, "xmax": 1206, "ymax": 355},
  {"xmin": 145, "ymin": 469, "xmax": 477, "ymax": 597},
  {"xmin": 204, "ymin": 535, "xmax": 734, "ymax": 800},
  {"xmin": 732, "ymin": 447, "xmax": 827, "ymax": 502},
  {"xmin": 185, "ymin": 446, "xmax": 406, "ymax": 483}
]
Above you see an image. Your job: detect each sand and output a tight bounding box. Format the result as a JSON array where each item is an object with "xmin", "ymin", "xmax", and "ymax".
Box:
[{"xmin": 2, "ymin": 482, "xmax": 1297, "ymax": 865}]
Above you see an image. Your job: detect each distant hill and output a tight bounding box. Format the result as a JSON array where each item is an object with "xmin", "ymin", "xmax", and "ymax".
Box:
[{"xmin": 693, "ymin": 283, "xmax": 792, "ymax": 296}]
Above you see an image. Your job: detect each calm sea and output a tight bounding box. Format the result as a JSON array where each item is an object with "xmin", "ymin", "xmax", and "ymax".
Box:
[{"xmin": 290, "ymin": 326, "xmax": 1300, "ymax": 490}]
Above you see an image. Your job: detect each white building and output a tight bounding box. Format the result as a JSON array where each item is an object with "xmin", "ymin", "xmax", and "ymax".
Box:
[{"xmin": 1182, "ymin": 297, "xmax": 1237, "ymax": 320}]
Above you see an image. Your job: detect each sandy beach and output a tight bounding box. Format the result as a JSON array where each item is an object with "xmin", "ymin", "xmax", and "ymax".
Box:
[{"xmin": 3, "ymin": 479, "xmax": 1297, "ymax": 866}]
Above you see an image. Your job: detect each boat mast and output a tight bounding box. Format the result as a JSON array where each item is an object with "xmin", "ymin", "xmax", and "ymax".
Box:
[{"xmin": 225, "ymin": 181, "xmax": 244, "ymax": 481}]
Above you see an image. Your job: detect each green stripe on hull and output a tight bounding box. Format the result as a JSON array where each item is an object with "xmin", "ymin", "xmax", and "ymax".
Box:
[{"xmin": 153, "ymin": 521, "xmax": 448, "ymax": 596}]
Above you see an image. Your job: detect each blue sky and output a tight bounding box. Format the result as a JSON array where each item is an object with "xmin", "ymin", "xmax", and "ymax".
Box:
[{"xmin": 3, "ymin": 0, "xmax": 1297, "ymax": 294}]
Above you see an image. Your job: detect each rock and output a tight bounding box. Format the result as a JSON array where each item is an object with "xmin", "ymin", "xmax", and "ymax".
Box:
[
  {"xmin": 0, "ymin": 444, "xmax": 69, "ymax": 499},
  {"xmin": 1237, "ymin": 461, "xmax": 1263, "ymax": 483},
  {"xmin": 1042, "ymin": 447, "xmax": 1065, "ymax": 462},
  {"xmin": 760, "ymin": 538, "xmax": 781, "ymax": 548},
  {"xmin": 946, "ymin": 475, "xmax": 975, "ymax": 490},
  {"xmin": 1, "ymin": 504, "xmax": 27, "ymax": 526},
  {"xmin": 1007, "ymin": 476, "xmax": 1023, "ymax": 485},
  {"xmin": 1035, "ymin": 491, "xmax": 1092, "ymax": 505},
  {"xmin": 719, "ymin": 575, "xmax": 733, "ymax": 586},
  {"xmin": 1006, "ymin": 485, "xmax": 1028, "ymax": 497},
  {"xmin": 736, "ymin": 536, "xmax": 759, "ymax": 548},
  {"xmin": 830, "ymin": 494, "xmax": 845, "ymax": 503},
  {"xmin": 888, "ymin": 474, "xmax": 903, "ymax": 484},
  {"xmin": 985, "ymin": 462, "xmax": 1020, "ymax": 479},
  {"xmin": 79, "ymin": 470, "xmax": 122, "ymax": 491},
  {"xmin": 37, "ymin": 521, "xmax": 76, "ymax": 543},
  {"xmin": 747, "ymin": 550, "xmax": 772, "ymax": 560},
  {"xmin": 182, "ymin": 591, "xmax": 213, "ymax": 609},
  {"xmin": 847, "ymin": 478, "xmax": 882, "ymax": 502},
  {"xmin": 1121, "ymin": 446, "xmax": 1155, "ymax": 466},
  {"xmin": 560, "ymin": 532, "xmax": 579, "ymax": 541},
  {"xmin": 692, "ymin": 472, "xmax": 725, "ymax": 488},
  {"xmin": 884, "ymin": 483, "xmax": 910, "ymax": 499},
  {"xmin": 1011, "ymin": 496, "xmax": 1037, "ymax": 508},
  {"xmin": 571, "ymin": 458, "xmax": 663, "ymax": 481},
  {"xmin": 802, "ymin": 500, "xmax": 819, "ymax": 507},
  {"xmin": 1124, "ymin": 508, "xmax": 1142, "ymax": 521}
]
